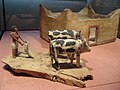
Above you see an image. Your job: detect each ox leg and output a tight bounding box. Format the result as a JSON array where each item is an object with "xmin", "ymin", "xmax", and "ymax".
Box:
[
  {"xmin": 50, "ymin": 46, "xmax": 53, "ymax": 66},
  {"xmin": 51, "ymin": 54, "xmax": 54, "ymax": 65},
  {"xmin": 54, "ymin": 54, "xmax": 60, "ymax": 70},
  {"xmin": 70, "ymin": 54, "xmax": 74, "ymax": 64},
  {"xmin": 76, "ymin": 52, "xmax": 81, "ymax": 67},
  {"xmin": 67, "ymin": 54, "xmax": 70, "ymax": 59},
  {"xmin": 49, "ymin": 43, "xmax": 52, "ymax": 56},
  {"xmin": 49, "ymin": 44, "xmax": 50, "ymax": 55}
]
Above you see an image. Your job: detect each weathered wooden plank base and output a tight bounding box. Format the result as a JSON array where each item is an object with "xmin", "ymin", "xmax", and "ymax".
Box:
[{"xmin": 2, "ymin": 51, "xmax": 93, "ymax": 87}]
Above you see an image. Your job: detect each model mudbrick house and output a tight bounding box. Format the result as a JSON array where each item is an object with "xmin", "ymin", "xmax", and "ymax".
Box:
[{"xmin": 40, "ymin": 5, "xmax": 120, "ymax": 45}]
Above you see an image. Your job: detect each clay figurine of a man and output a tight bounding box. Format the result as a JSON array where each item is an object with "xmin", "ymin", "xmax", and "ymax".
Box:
[{"xmin": 10, "ymin": 25, "xmax": 25, "ymax": 58}]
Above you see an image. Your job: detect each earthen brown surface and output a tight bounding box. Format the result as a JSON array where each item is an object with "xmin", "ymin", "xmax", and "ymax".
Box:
[{"xmin": 2, "ymin": 51, "xmax": 92, "ymax": 87}]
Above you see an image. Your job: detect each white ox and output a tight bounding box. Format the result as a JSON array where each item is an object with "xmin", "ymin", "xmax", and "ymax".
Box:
[{"xmin": 50, "ymin": 38, "xmax": 91, "ymax": 70}]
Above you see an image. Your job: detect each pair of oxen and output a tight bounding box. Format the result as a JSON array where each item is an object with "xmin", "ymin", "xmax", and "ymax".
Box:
[{"xmin": 48, "ymin": 30, "xmax": 91, "ymax": 70}]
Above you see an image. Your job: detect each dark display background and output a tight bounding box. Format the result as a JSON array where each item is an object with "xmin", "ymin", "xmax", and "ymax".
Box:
[{"xmin": 0, "ymin": 0, "xmax": 120, "ymax": 38}]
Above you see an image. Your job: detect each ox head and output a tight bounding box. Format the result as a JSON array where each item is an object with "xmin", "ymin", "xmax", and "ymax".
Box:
[
  {"xmin": 48, "ymin": 31, "xmax": 54, "ymax": 41},
  {"xmin": 75, "ymin": 31, "xmax": 80, "ymax": 39},
  {"xmin": 76, "ymin": 31, "xmax": 91, "ymax": 53},
  {"xmin": 81, "ymin": 37, "xmax": 91, "ymax": 53}
]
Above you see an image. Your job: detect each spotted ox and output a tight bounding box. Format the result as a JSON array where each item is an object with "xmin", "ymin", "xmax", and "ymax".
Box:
[
  {"xmin": 50, "ymin": 38, "xmax": 91, "ymax": 70},
  {"xmin": 48, "ymin": 30, "xmax": 81, "ymax": 41},
  {"xmin": 48, "ymin": 30, "xmax": 82, "ymax": 55}
]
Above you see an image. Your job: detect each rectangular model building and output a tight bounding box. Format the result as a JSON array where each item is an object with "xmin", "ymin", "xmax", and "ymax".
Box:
[{"xmin": 40, "ymin": 5, "xmax": 120, "ymax": 46}]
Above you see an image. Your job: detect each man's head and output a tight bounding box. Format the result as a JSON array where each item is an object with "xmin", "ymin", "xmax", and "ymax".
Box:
[
  {"xmin": 11, "ymin": 25, "xmax": 18, "ymax": 32},
  {"xmin": 14, "ymin": 28, "xmax": 18, "ymax": 32}
]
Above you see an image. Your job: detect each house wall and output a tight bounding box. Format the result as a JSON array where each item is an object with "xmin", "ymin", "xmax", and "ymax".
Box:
[
  {"xmin": 66, "ymin": 17, "xmax": 118, "ymax": 45},
  {"xmin": 40, "ymin": 5, "xmax": 67, "ymax": 41},
  {"xmin": 40, "ymin": 6, "xmax": 119, "ymax": 45}
]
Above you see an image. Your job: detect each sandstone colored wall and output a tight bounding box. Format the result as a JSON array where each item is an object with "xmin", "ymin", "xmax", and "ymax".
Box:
[{"xmin": 40, "ymin": 5, "xmax": 120, "ymax": 45}]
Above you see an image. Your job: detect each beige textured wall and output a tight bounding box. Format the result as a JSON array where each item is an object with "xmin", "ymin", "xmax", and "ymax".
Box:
[{"xmin": 40, "ymin": 5, "xmax": 119, "ymax": 45}]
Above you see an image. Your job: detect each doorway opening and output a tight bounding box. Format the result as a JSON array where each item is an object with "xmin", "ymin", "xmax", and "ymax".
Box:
[{"xmin": 89, "ymin": 27, "xmax": 98, "ymax": 45}]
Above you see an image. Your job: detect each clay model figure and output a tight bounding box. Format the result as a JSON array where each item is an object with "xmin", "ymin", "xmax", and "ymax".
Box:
[
  {"xmin": 24, "ymin": 41, "xmax": 33, "ymax": 58},
  {"xmin": 48, "ymin": 30, "xmax": 81, "ymax": 41},
  {"xmin": 40, "ymin": 5, "xmax": 120, "ymax": 46},
  {"xmin": 48, "ymin": 30, "xmax": 90, "ymax": 70},
  {"xmin": 50, "ymin": 38, "xmax": 91, "ymax": 70},
  {"xmin": 10, "ymin": 25, "xmax": 25, "ymax": 58},
  {"xmin": 48, "ymin": 30, "xmax": 82, "ymax": 54}
]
